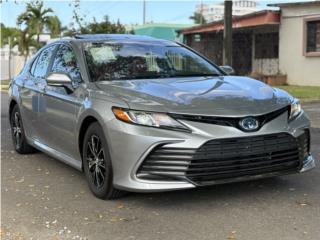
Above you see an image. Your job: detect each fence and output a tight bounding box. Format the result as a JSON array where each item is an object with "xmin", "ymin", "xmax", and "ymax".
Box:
[{"xmin": 1, "ymin": 55, "xmax": 26, "ymax": 81}]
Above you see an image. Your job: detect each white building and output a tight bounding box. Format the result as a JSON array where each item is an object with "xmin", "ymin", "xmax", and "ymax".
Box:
[
  {"xmin": 195, "ymin": 0, "xmax": 257, "ymax": 22},
  {"xmin": 269, "ymin": 1, "xmax": 320, "ymax": 86}
]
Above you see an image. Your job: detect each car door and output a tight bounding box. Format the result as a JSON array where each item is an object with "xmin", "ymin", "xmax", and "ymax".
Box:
[
  {"xmin": 37, "ymin": 43, "xmax": 83, "ymax": 159},
  {"xmin": 19, "ymin": 46, "xmax": 56, "ymax": 141}
]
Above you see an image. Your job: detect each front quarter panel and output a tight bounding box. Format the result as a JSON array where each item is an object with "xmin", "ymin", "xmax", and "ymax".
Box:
[{"xmin": 75, "ymin": 86, "xmax": 129, "ymax": 164}]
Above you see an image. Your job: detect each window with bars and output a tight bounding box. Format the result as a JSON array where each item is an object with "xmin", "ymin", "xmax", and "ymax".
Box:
[
  {"xmin": 306, "ymin": 20, "xmax": 320, "ymax": 53},
  {"xmin": 304, "ymin": 18, "xmax": 320, "ymax": 56}
]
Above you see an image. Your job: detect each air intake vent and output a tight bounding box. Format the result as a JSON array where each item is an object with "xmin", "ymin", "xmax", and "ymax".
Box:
[{"xmin": 137, "ymin": 132, "xmax": 308, "ymax": 185}]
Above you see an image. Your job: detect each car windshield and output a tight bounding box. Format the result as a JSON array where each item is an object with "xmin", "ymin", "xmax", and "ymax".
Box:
[{"xmin": 84, "ymin": 42, "xmax": 222, "ymax": 81}]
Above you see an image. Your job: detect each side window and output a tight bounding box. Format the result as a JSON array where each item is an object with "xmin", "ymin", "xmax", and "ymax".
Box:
[
  {"xmin": 33, "ymin": 45, "xmax": 56, "ymax": 78},
  {"xmin": 30, "ymin": 55, "xmax": 40, "ymax": 75},
  {"xmin": 51, "ymin": 44, "xmax": 81, "ymax": 86}
]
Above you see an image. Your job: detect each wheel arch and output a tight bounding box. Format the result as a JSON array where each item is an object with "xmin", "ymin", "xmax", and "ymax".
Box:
[
  {"xmin": 9, "ymin": 99, "xmax": 18, "ymax": 119},
  {"xmin": 78, "ymin": 115, "xmax": 99, "ymax": 161}
]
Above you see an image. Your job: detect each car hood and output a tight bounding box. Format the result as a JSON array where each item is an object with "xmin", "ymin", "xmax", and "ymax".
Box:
[{"xmin": 96, "ymin": 76, "xmax": 292, "ymax": 116}]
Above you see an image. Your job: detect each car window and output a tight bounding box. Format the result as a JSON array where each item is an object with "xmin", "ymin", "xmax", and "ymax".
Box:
[
  {"xmin": 51, "ymin": 44, "xmax": 81, "ymax": 87},
  {"xmin": 84, "ymin": 42, "xmax": 221, "ymax": 81},
  {"xmin": 33, "ymin": 45, "xmax": 56, "ymax": 78},
  {"xmin": 30, "ymin": 55, "xmax": 40, "ymax": 75}
]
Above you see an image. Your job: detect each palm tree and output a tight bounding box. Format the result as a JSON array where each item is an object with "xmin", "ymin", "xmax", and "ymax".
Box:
[
  {"xmin": 0, "ymin": 24, "xmax": 20, "ymax": 47},
  {"xmin": 17, "ymin": 1, "xmax": 56, "ymax": 45},
  {"xmin": 47, "ymin": 16, "xmax": 62, "ymax": 38},
  {"xmin": 18, "ymin": 29, "xmax": 37, "ymax": 62}
]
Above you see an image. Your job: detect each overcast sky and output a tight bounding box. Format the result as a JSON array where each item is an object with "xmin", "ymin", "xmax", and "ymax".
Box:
[{"xmin": 0, "ymin": 0, "xmax": 306, "ymax": 28}]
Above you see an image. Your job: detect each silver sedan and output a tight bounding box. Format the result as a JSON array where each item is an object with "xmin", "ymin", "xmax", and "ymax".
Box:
[{"xmin": 8, "ymin": 34, "xmax": 315, "ymax": 199}]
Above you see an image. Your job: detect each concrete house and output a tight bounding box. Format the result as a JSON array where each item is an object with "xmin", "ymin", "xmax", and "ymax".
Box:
[
  {"xmin": 177, "ymin": 1, "xmax": 320, "ymax": 86},
  {"xmin": 269, "ymin": 1, "xmax": 320, "ymax": 86},
  {"xmin": 177, "ymin": 10, "xmax": 281, "ymax": 76}
]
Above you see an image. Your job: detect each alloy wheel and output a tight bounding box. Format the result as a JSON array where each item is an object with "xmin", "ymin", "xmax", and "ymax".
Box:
[
  {"xmin": 12, "ymin": 112, "xmax": 22, "ymax": 149},
  {"xmin": 86, "ymin": 134, "xmax": 106, "ymax": 188}
]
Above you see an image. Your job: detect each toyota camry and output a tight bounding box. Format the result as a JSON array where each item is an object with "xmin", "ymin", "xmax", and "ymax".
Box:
[{"xmin": 8, "ymin": 34, "xmax": 315, "ymax": 199}]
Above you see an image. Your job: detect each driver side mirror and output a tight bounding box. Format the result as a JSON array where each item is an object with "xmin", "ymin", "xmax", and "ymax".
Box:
[
  {"xmin": 46, "ymin": 73, "xmax": 72, "ymax": 86},
  {"xmin": 220, "ymin": 65, "xmax": 235, "ymax": 75}
]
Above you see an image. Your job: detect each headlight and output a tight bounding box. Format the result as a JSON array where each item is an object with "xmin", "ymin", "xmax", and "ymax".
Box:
[
  {"xmin": 112, "ymin": 107, "xmax": 190, "ymax": 132},
  {"xmin": 289, "ymin": 99, "xmax": 302, "ymax": 120}
]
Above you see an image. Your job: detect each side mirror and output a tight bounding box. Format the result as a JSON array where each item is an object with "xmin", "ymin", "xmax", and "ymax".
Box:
[
  {"xmin": 220, "ymin": 65, "xmax": 235, "ymax": 75},
  {"xmin": 46, "ymin": 73, "xmax": 72, "ymax": 87}
]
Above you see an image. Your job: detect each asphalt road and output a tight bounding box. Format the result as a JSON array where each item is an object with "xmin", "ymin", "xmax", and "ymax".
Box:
[{"xmin": 1, "ymin": 92, "xmax": 320, "ymax": 240}]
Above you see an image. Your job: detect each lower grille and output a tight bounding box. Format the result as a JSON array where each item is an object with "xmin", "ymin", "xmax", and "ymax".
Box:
[{"xmin": 137, "ymin": 132, "xmax": 309, "ymax": 185}]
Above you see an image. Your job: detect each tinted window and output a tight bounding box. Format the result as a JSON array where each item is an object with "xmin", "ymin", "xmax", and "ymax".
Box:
[
  {"xmin": 51, "ymin": 44, "xmax": 81, "ymax": 85},
  {"xmin": 33, "ymin": 45, "xmax": 56, "ymax": 78},
  {"xmin": 30, "ymin": 55, "xmax": 40, "ymax": 75}
]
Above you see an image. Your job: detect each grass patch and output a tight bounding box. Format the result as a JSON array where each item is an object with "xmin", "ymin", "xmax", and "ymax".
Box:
[{"xmin": 276, "ymin": 85, "xmax": 320, "ymax": 103}]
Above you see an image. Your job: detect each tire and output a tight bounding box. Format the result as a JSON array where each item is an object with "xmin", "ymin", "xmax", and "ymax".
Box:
[
  {"xmin": 10, "ymin": 104, "xmax": 36, "ymax": 154},
  {"xmin": 82, "ymin": 122, "xmax": 125, "ymax": 200}
]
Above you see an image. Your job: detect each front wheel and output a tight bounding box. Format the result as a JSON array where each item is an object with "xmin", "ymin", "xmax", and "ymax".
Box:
[{"xmin": 82, "ymin": 122, "xmax": 125, "ymax": 199}]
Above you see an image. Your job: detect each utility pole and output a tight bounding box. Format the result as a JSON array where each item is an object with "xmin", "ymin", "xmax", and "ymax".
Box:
[
  {"xmin": 200, "ymin": 0, "xmax": 203, "ymax": 25},
  {"xmin": 223, "ymin": 0, "xmax": 232, "ymax": 66},
  {"xmin": 143, "ymin": 0, "xmax": 146, "ymax": 25}
]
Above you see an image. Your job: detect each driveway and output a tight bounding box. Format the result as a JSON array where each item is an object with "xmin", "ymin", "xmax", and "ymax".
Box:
[{"xmin": 1, "ymin": 92, "xmax": 320, "ymax": 240}]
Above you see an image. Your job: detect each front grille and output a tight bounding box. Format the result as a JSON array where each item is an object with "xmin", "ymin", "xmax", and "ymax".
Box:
[
  {"xmin": 137, "ymin": 132, "xmax": 309, "ymax": 185},
  {"xmin": 169, "ymin": 106, "xmax": 289, "ymax": 132}
]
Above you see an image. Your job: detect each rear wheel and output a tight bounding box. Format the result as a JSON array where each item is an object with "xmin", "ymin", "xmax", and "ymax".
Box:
[
  {"xmin": 82, "ymin": 122, "xmax": 125, "ymax": 199},
  {"xmin": 10, "ymin": 105, "xmax": 36, "ymax": 154}
]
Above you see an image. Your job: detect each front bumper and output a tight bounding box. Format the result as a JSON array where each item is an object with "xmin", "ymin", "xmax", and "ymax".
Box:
[
  {"xmin": 103, "ymin": 110, "xmax": 316, "ymax": 193},
  {"xmin": 300, "ymin": 154, "xmax": 316, "ymax": 172}
]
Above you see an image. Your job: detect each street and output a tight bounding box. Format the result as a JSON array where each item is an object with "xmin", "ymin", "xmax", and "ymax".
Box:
[{"xmin": 1, "ymin": 92, "xmax": 320, "ymax": 240}]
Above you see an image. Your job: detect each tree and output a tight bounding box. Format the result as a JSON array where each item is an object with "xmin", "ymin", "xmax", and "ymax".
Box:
[
  {"xmin": 47, "ymin": 16, "xmax": 62, "ymax": 38},
  {"xmin": 0, "ymin": 24, "xmax": 20, "ymax": 48},
  {"xmin": 17, "ymin": 1, "xmax": 53, "ymax": 47},
  {"xmin": 85, "ymin": 16, "xmax": 126, "ymax": 34},
  {"xmin": 1, "ymin": 23, "xmax": 36, "ymax": 62},
  {"xmin": 18, "ymin": 29, "xmax": 37, "ymax": 61},
  {"xmin": 189, "ymin": 12, "xmax": 207, "ymax": 24},
  {"xmin": 68, "ymin": 0, "xmax": 86, "ymax": 34},
  {"xmin": 1, "ymin": 24, "xmax": 21, "ymax": 80},
  {"xmin": 63, "ymin": 15, "xmax": 126, "ymax": 36}
]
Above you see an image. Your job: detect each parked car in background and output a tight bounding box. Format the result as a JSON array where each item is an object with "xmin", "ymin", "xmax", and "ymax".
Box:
[{"xmin": 8, "ymin": 34, "xmax": 315, "ymax": 199}]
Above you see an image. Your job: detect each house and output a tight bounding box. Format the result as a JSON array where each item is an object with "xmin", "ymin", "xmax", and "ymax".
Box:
[
  {"xmin": 268, "ymin": 1, "xmax": 320, "ymax": 86},
  {"xmin": 177, "ymin": 10, "xmax": 281, "ymax": 77},
  {"xmin": 177, "ymin": 1, "xmax": 320, "ymax": 86}
]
